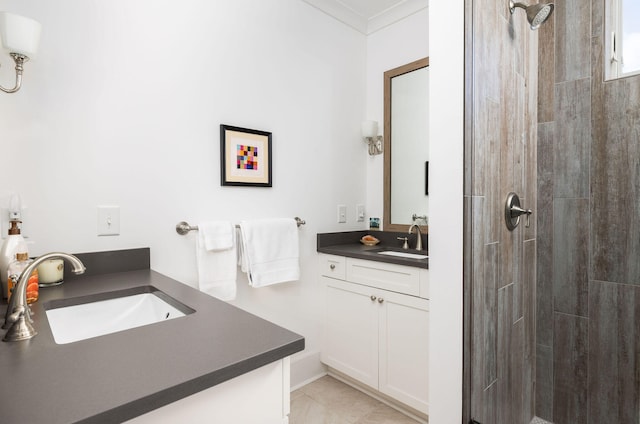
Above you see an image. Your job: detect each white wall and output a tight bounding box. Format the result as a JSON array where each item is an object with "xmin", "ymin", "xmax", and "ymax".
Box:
[
  {"xmin": 0, "ymin": 0, "xmax": 369, "ymax": 386},
  {"xmin": 364, "ymin": 8, "xmax": 429, "ymax": 223},
  {"xmin": 428, "ymin": 1, "xmax": 464, "ymax": 423},
  {"xmin": 0, "ymin": 0, "xmax": 445, "ymax": 406}
]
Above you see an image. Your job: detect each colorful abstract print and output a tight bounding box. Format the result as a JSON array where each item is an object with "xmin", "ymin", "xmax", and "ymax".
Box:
[{"xmin": 237, "ymin": 144, "xmax": 258, "ymax": 170}]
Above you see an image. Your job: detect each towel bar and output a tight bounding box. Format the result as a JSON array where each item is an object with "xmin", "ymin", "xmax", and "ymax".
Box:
[{"xmin": 176, "ymin": 217, "xmax": 306, "ymax": 235}]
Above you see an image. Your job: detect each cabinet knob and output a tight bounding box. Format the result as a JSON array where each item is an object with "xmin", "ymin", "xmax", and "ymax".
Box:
[
  {"xmin": 329, "ymin": 264, "xmax": 336, "ymax": 270},
  {"xmin": 370, "ymin": 295, "xmax": 377, "ymax": 301},
  {"xmin": 378, "ymin": 298, "xmax": 384, "ymax": 304}
]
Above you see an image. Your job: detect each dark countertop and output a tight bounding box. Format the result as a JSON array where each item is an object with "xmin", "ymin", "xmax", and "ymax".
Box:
[
  {"xmin": 317, "ymin": 231, "xmax": 429, "ymax": 269},
  {"xmin": 0, "ymin": 249, "xmax": 304, "ymax": 424}
]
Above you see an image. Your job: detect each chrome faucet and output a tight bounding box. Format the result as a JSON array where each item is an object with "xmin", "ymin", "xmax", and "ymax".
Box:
[
  {"xmin": 3, "ymin": 252, "xmax": 85, "ymax": 342},
  {"xmin": 408, "ymin": 224, "xmax": 423, "ymax": 251}
]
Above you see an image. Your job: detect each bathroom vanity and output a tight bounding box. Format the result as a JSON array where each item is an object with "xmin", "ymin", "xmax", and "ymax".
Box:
[
  {"xmin": 0, "ymin": 248, "xmax": 304, "ymax": 424},
  {"xmin": 317, "ymin": 232, "xmax": 429, "ymax": 418}
]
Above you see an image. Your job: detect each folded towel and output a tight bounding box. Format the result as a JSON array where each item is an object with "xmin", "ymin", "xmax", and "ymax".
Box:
[
  {"xmin": 199, "ymin": 221, "xmax": 235, "ymax": 251},
  {"xmin": 196, "ymin": 221, "xmax": 237, "ymax": 301},
  {"xmin": 238, "ymin": 218, "xmax": 300, "ymax": 287}
]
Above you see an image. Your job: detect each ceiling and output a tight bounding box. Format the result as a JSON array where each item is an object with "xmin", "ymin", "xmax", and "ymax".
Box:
[{"xmin": 301, "ymin": 0, "xmax": 428, "ymax": 35}]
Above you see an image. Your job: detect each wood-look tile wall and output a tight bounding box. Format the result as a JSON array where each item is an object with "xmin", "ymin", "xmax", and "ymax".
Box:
[
  {"xmin": 465, "ymin": 0, "xmax": 538, "ymax": 422},
  {"xmin": 536, "ymin": 0, "xmax": 640, "ymax": 422}
]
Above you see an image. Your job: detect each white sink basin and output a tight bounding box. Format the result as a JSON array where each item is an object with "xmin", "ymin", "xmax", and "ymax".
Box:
[
  {"xmin": 46, "ymin": 288, "xmax": 192, "ymax": 344},
  {"xmin": 377, "ymin": 250, "xmax": 429, "ymax": 260}
]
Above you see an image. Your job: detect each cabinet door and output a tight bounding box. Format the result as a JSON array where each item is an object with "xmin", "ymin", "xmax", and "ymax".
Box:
[
  {"xmin": 378, "ymin": 290, "xmax": 429, "ymax": 414},
  {"xmin": 322, "ymin": 277, "xmax": 378, "ymax": 389}
]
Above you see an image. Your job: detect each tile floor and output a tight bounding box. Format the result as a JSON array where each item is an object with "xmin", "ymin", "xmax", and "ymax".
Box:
[{"xmin": 290, "ymin": 375, "xmax": 423, "ymax": 424}]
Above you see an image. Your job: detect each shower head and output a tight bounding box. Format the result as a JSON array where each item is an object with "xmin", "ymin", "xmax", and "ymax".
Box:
[{"xmin": 509, "ymin": 1, "xmax": 554, "ymax": 30}]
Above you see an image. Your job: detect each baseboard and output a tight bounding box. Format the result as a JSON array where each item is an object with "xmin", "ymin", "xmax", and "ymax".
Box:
[{"xmin": 290, "ymin": 349, "xmax": 327, "ymax": 390}]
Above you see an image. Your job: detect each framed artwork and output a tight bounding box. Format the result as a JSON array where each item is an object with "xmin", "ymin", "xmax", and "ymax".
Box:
[{"xmin": 220, "ymin": 124, "xmax": 272, "ymax": 187}]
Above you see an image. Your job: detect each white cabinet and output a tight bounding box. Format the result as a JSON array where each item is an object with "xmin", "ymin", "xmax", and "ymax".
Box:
[
  {"xmin": 127, "ymin": 358, "xmax": 290, "ymax": 424},
  {"xmin": 378, "ymin": 288, "xmax": 429, "ymax": 412},
  {"xmin": 324, "ymin": 278, "xmax": 379, "ymax": 388},
  {"xmin": 319, "ymin": 254, "xmax": 429, "ymax": 415}
]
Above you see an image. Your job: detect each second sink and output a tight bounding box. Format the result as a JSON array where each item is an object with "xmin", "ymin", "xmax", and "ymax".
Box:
[{"xmin": 377, "ymin": 250, "xmax": 429, "ymax": 260}]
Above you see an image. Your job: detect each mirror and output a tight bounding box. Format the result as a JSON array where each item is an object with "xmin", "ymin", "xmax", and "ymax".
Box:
[{"xmin": 383, "ymin": 57, "xmax": 429, "ymax": 232}]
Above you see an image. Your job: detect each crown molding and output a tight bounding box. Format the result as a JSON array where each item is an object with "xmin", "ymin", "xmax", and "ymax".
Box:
[{"xmin": 302, "ymin": 0, "xmax": 428, "ymax": 35}]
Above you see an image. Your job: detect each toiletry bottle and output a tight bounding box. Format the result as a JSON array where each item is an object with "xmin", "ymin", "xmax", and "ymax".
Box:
[
  {"xmin": 0, "ymin": 219, "xmax": 26, "ymax": 299},
  {"xmin": 7, "ymin": 252, "xmax": 39, "ymax": 303}
]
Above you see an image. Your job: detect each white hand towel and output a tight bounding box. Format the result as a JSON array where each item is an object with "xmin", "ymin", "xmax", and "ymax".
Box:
[
  {"xmin": 199, "ymin": 221, "xmax": 235, "ymax": 251},
  {"xmin": 239, "ymin": 218, "xmax": 300, "ymax": 287},
  {"xmin": 196, "ymin": 221, "xmax": 237, "ymax": 301}
]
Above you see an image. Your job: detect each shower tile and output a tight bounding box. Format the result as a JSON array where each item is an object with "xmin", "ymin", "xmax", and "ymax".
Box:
[
  {"xmin": 536, "ymin": 122, "xmax": 554, "ymax": 346},
  {"xmin": 463, "ymin": 195, "xmax": 472, "ymax": 423},
  {"xmin": 537, "ymin": 16, "xmax": 555, "ymax": 123},
  {"xmin": 523, "ymin": 239, "xmax": 536, "ymax": 344},
  {"xmin": 523, "ymin": 240, "xmax": 536, "ymax": 422},
  {"xmin": 497, "ymin": 284, "xmax": 514, "ymax": 424},
  {"xmin": 472, "ymin": 98, "xmax": 497, "ymax": 212},
  {"xmin": 537, "ymin": 122, "xmax": 555, "ymax": 183},
  {"xmin": 588, "ymin": 281, "xmax": 640, "ymax": 424},
  {"xmin": 535, "ymin": 343, "xmax": 553, "ymax": 421},
  {"xmin": 508, "ymin": 225, "xmax": 524, "ymax": 317},
  {"xmin": 473, "ymin": 0, "xmax": 503, "ymax": 103},
  {"xmin": 488, "ymin": 121, "xmax": 503, "ymax": 246},
  {"xmin": 470, "ymin": 206, "xmax": 500, "ymax": 422},
  {"xmin": 553, "ymin": 79, "xmax": 591, "ymax": 198},
  {"xmin": 510, "ymin": 318, "xmax": 525, "ymax": 424},
  {"xmin": 524, "ymin": 70, "xmax": 538, "ymax": 242},
  {"xmin": 553, "ymin": 313, "xmax": 588, "ymax": 424},
  {"xmin": 592, "ymin": 77, "xmax": 640, "ymax": 286},
  {"xmin": 484, "ymin": 242, "xmax": 499, "ymax": 388},
  {"xmin": 485, "ymin": 381, "xmax": 498, "ymax": 424},
  {"xmin": 553, "ymin": 198, "xmax": 589, "ymax": 317},
  {"xmin": 471, "ymin": 212, "xmax": 494, "ymax": 401},
  {"xmin": 512, "ymin": 73, "xmax": 526, "ymax": 200},
  {"xmin": 590, "ymin": 37, "xmax": 605, "ymax": 159},
  {"xmin": 497, "ymin": 64, "xmax": 518, "ymax": 221},
  {"xmin": 591, "ymin": 0, "xmax": 603, "ymax": 38},
  {"xmin": 554, "ymin": 0, "xmax": 591, "ymax": 82}
]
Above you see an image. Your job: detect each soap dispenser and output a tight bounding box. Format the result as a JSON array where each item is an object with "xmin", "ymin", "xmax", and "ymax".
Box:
[
  {"xmin": 0, "ymin": 195, "xmax": 26, "ymax": 299},
  {"xmin": 7, "ymin": 248, "xmax": 38, "ymax": 303}
]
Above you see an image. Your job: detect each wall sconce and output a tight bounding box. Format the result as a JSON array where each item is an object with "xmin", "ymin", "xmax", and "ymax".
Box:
[
  {"xmin": 361, "ymin": 120, "xmax": 383, "ymax": 155},
  {"xmin": 0, "ymin": 12, "xmax": 42, "ymax": 94}
]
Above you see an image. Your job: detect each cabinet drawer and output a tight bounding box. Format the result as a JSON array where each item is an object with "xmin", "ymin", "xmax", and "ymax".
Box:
[
  {"xmin": 346, "ymin": 258, "xmax": 420, "ymax": 296},
  {"xmin": 319, "ymin": 254, "xmax": 346, "ymax": 280}
]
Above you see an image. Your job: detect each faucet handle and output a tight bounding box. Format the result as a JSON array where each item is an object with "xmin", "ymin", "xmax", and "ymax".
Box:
[
  {"xmin": 7, "ymin": 305, "xmax": 25, "ymax": 325},
  {"xmin": 397, "ymin": 237, "xmax": 409, "ymax": 250},
  {"xmin": 3, "ymin": 306, "xmax": 37, "ymax": 342}
]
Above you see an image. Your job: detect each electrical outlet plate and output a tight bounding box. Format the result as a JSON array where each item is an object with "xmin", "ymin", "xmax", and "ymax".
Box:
[
  {"xmin": 97, "ymin": 206, "xmax": 120, "ymax": 236},
  {"xmin": 337, "ymin": 205, "xmax": 347, "ymax": 223}
]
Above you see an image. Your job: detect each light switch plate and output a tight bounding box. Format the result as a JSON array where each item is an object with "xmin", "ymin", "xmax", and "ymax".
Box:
[
  {"xmin": 97, "ymin": 206, "xmax": 120, "ymax": 236},
  {"xmin": 337, "ymin": 205, "xmax": 347, "ymax": 223},
  {"xmin": 356, "ymin": 204, "xmax": 365, "ymax": 222}
]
